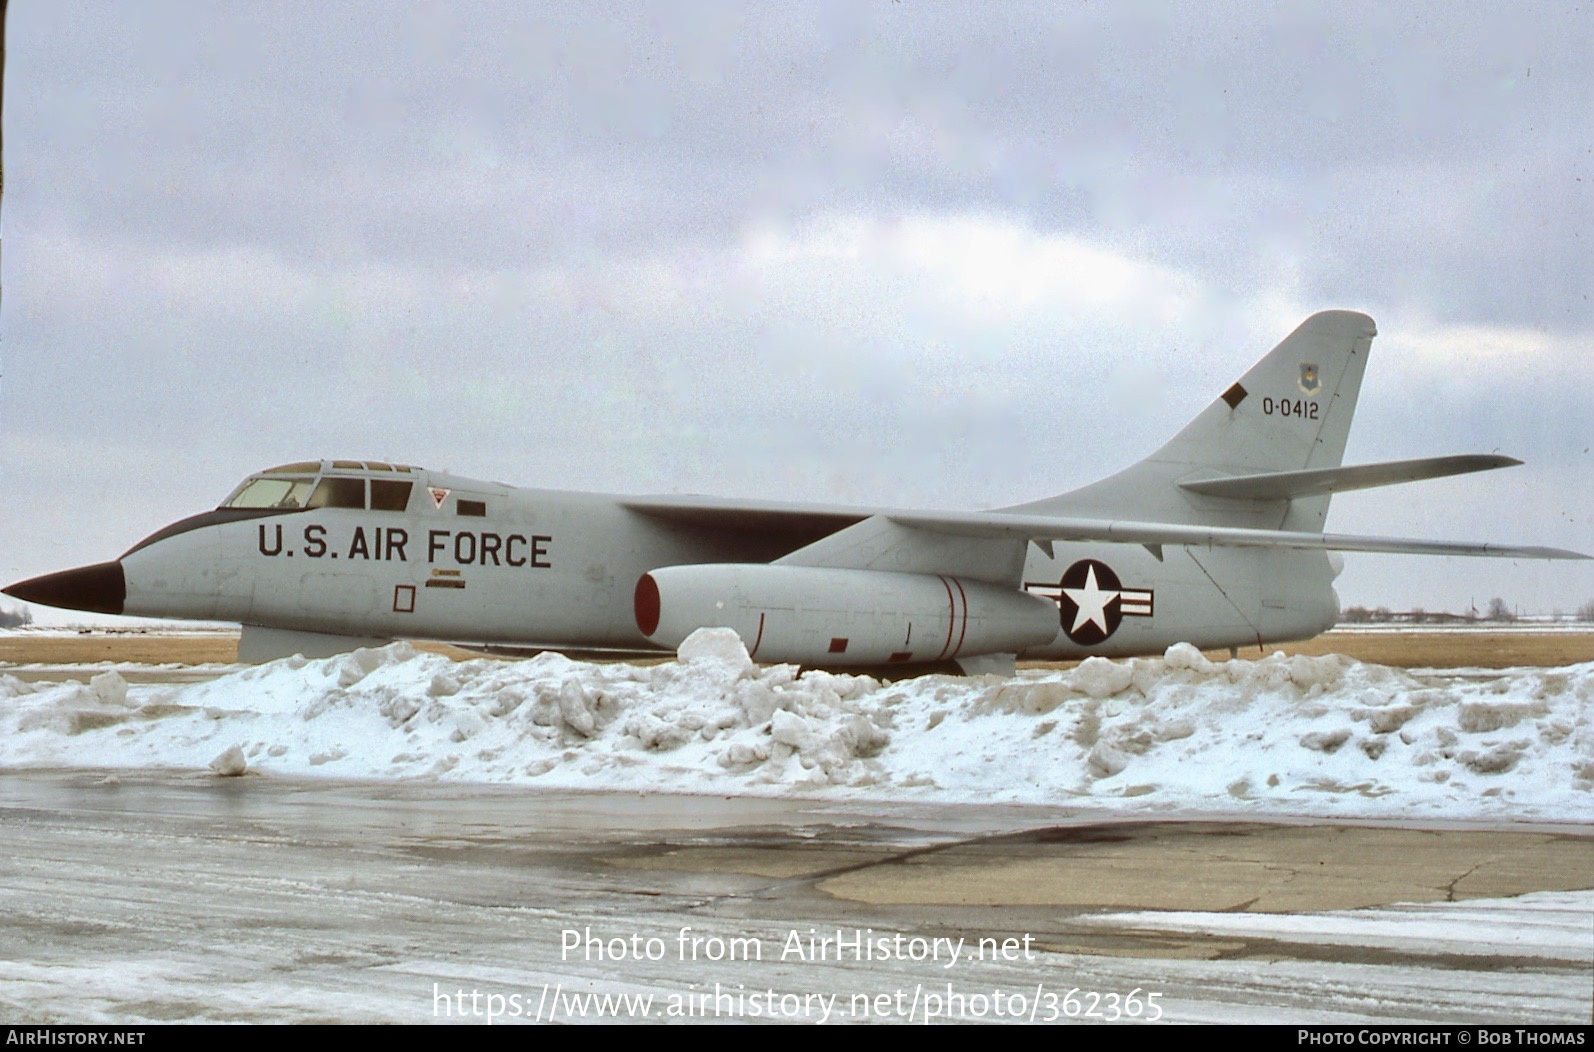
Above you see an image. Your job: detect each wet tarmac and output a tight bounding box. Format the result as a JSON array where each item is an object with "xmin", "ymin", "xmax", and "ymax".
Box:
[{"xmin": 0, "ymin": 770, "xmax": 1588, "ymax": 1023}]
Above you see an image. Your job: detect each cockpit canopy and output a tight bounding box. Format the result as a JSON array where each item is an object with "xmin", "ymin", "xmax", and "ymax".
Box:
[{"xmin": 222, "ymin": 460, "xmax": 420, "ymax": 513}]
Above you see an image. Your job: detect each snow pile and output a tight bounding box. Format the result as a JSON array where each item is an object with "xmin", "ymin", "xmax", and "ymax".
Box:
[{"xmin": 1, "ymin": 632, "xmax": 1590, "ymax": 820}]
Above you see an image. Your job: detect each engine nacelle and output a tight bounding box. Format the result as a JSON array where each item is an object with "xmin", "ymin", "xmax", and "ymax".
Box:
[{"xmin": 635, "ymin": 563, "xmax": 1059, "ymax": 666}]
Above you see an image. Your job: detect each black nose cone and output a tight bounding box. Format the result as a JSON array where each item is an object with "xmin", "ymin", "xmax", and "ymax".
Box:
[{"xmin": 2, "ymin": 562, "xmax": 126, "ymax": 616}]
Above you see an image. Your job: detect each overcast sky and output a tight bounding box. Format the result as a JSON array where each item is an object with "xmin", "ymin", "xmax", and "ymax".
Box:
[{"xmin": 2, "ymin": 1, "xmax": 1590, "ymax": 619}]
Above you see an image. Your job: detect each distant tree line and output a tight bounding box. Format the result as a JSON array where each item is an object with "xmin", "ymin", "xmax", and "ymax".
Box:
[
  {"xmin": 0, "ymin": 604, "xmax": 31, "ymax": 629},
  {"xmin": 1486, "ymin": 597, "xmax": 1515, "ymax": 623},
  {"xmin": 1340, "ymin": 606, "xmax": 1480, "ymax": 624},
  {"xmin": 1342, "ymin": 598, "xmax": 1594, "ymax": 624}
]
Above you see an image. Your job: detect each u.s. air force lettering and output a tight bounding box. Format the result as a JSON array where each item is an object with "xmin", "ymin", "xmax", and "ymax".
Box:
[
  {"xmin": 258, "ymin": 523, "xmax": 551, "ymax": 568},
  {"xmin": 1025, "ymin": 559, "xmax": 1154, "ymax": 646}
]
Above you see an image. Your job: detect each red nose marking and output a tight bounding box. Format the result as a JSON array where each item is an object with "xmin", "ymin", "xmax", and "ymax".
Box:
[{"xmin": 634, "ymin": 573, "xmax": 661, "ymax": 636}]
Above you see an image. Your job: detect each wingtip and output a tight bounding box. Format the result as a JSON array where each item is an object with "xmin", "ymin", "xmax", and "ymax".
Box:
[{"xmin": 1532, "ymin": 547, "xmax": 1592, "ymax": 561}]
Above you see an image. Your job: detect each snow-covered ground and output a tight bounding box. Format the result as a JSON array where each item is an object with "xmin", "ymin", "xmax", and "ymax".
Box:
[
  {"xmin": 2, "ymin": 629, "xmax": 1590, "ymax": 1024},
  {"xmin": 1, "ymin": 629, "xmax": 1589, "ymax": 822},
  {"xmin": 1091, "ymin": 890, "xmax": 1593, "ymax": 962}
]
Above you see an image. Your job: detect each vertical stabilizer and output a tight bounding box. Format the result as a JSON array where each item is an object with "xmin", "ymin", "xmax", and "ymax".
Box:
[{"xmin": 1008, "ymin": 311, "xmax": 1376, "ymax": 529}]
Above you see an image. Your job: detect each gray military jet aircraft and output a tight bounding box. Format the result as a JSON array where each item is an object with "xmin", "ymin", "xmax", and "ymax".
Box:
[{"xmin": 7, "ymin": 311, "xmax": 1586, "ymax": 671}]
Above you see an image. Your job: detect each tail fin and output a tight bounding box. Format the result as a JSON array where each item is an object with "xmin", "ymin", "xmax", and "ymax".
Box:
[{"xmin": 1009, "ymin": 310, "xmax": 1377, "ymax": 530}]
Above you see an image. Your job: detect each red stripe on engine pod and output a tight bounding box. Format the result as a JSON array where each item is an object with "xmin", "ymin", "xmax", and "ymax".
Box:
[
  {"xmin": 951, "ymin": 577, "xmax": 970, "ymax": 658},
  {"xmin": 937, "ymin": 575, "xmax": 956, "ymax": 660},
  {"xmin": 634, "ymin": 573, "xmax": 661, "ymax": 635},
  {"xmin": 750, "ymin": 612, "xmax": 766, "ymax": 659}
]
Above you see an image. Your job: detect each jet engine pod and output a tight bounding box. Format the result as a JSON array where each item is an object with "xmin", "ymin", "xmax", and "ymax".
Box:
[{"xmin": 636, "ymin": 564, "xmax": 1058, "ymax": 666}]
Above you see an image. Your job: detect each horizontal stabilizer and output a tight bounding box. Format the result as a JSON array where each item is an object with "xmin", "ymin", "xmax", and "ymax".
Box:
[
  {"xmin": 1178, "ymin": 455, "xmax": 1522, "ymax": 501},
  {"xmin": 885, "ymin": 510, "xmax": 1589, "ymax": 561}
]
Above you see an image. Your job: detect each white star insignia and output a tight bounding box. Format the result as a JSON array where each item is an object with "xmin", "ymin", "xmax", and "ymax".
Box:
[{"xmin": 1062, "ymin": 564, "xmax": 1119, "ymax": 634}]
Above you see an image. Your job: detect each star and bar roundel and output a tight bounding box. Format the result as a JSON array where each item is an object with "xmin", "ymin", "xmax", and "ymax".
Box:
[{"xmin": 1025, "ymin": 559, "xmax": 1154, "ymax": 646}]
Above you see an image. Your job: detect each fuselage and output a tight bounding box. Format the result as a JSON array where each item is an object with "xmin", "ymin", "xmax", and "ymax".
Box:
[{"xmin": 8, "ymin": 459, "xmax": 1340, "ymax": 665}]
